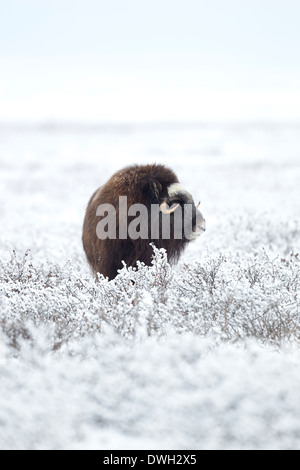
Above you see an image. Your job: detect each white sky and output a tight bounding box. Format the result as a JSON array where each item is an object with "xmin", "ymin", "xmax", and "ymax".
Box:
[{"xmin": 1, "ymin": 0, "xmax": 300, "ymax": 122}]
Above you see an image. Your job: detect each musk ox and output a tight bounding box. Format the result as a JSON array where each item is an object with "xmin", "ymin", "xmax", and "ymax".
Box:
[{"xmin": 82, "ymin": 163, "xmax": 206, "ymax": 280}]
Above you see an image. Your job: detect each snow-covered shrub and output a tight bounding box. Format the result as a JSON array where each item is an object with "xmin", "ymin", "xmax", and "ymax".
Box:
[
  {"xmin": 1, "ymin": 245, "xmax": 299, "ymax": 351},
  {"xmin": 176, "ymin": 250, "xmax": 300, "ymax": 344}
]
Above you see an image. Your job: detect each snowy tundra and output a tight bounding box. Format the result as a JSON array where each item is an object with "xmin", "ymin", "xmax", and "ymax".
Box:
[{"xmin": 0, "ymin": 122, "xmax": 300, "ymax": 449}]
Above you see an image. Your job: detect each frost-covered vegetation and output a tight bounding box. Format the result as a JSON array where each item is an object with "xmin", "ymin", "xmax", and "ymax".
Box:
[
  {"xmin": 0, "ymin": 123, "xmax": 300, "ymax": 449},
  {"xmin": 1, "ymin": 243, "xmax": 300, "ymax": 350}
]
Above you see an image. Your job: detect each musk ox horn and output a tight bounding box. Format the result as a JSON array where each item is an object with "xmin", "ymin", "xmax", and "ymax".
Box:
[{"xmin": 159, "ymin": 201, "xmax": 180, "ymax": 215}]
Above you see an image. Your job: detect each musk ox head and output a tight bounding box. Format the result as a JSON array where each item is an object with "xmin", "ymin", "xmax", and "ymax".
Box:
[{"xmin": 82, "ymin": 163, "xmax": 206, "ymax": 280}]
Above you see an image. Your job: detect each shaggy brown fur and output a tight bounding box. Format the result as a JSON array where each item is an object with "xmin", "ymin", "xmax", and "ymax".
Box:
[{"xmin": 82, "ymin": 164, "xmax": 203, "ymax": 280}]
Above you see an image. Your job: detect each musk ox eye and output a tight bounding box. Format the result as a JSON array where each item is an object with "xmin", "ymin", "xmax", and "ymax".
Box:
[{"xmin": 169, "ymin": 199, "xmax": 182, "ymax": 207}]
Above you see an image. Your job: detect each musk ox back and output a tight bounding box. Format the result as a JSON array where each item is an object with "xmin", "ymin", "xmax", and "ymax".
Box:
[{"xmin": 82, "ymin": 164, "xmax": 205, "ymax": 280}]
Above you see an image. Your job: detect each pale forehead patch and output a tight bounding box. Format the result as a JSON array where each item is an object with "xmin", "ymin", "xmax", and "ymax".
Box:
[{"xmin": 167, "ymin": 183, "xmax": 193, "ymax": 203}]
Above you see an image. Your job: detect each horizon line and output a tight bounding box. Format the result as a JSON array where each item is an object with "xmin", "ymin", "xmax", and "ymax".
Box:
[{"xmin": 1, "ymin": 119, "xmax": 300, "ymax": 132}]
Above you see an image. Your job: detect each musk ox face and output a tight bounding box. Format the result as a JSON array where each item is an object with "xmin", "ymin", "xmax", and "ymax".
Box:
[
  {"xmin": 159, "ymin": 181, "xmax": 206, "ymax": 240},
  {"xmin": 82, "ymin": 164, "xmax": 206, "ymax": 280}
]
